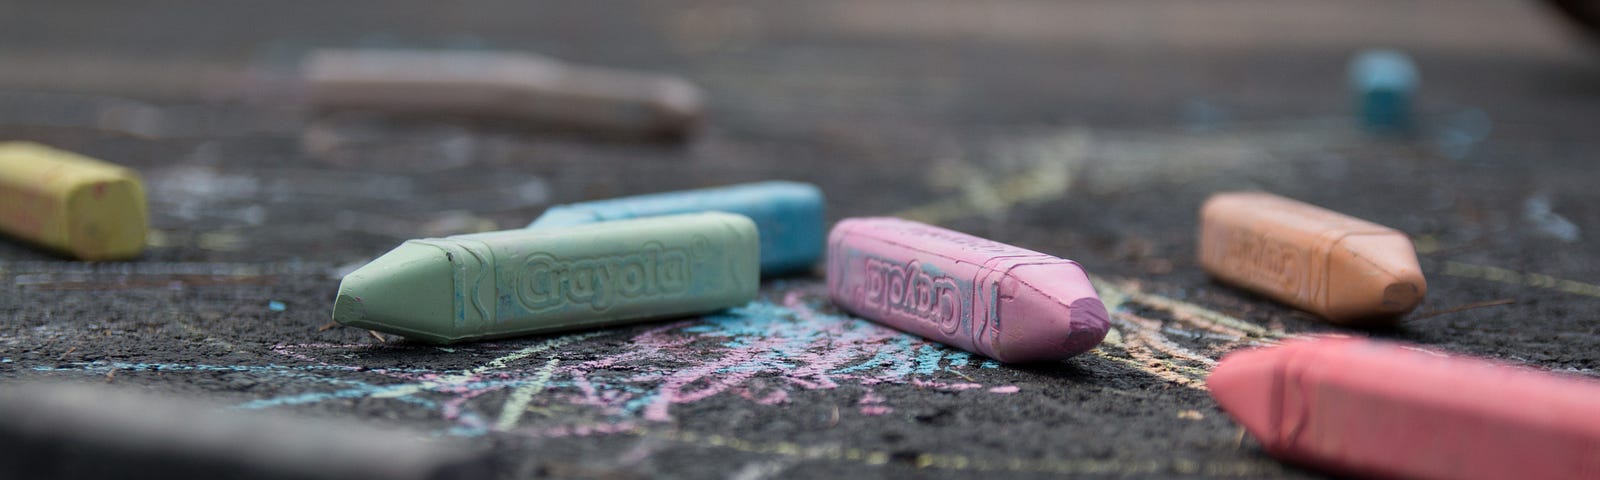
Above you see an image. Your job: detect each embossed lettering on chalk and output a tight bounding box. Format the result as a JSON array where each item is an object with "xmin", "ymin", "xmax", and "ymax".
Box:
[
  {"xmin": 860, "ymin": 256, "xmax": 964, "ymax": 337},
  {"xmin": 1216, "ymin": 228, "xmax": 1303, "ymax": 291},
  {"xmin": 515, "ymin": 240, "xmax": 694, "ymax": 312}
]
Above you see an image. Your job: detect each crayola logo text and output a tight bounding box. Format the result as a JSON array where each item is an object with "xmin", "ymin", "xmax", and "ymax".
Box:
[
  {"xmin": 515, "ymin": 241, "xmax": 691, "ymax": 312},
  {"xmin": 861, "ymin": 257, "xmax": 964, "ymax": 336},
  {"xmin": 1218, "ymin": 229, "xmax": 1302, "ymax": 290}
]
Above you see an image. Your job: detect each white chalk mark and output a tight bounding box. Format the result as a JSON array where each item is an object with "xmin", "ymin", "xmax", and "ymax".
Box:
[
  {"xmin": 495, "ymin": 358, "xmax": 561, "ymax": 431},
  {"xmin": 373, "ymin": 332, "xmax": 598, "ymax": 399},
  {"xmin": 1523, "ymin": 193, "xmax": 1580, "ymax": 243}
]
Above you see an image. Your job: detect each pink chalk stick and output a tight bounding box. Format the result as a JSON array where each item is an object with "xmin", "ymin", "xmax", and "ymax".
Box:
[
  {"xmin": 826, "ymin": 217, "xmax": 1109, "ymax": 363},
  {"xmin": 1209, "ymin": 338, "xmax": 1600, "ymax": 480}
]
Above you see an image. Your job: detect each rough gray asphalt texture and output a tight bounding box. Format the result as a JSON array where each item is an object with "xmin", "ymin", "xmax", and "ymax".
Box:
[{"xmin": 1, "ymin": 1, "xmax": 1599, "ymax": 478}]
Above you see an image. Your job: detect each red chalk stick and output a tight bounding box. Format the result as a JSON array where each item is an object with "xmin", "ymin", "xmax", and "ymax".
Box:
[{"xmin": 1209, "ymin": 338, "xmax": 1600, "ymax": 480}]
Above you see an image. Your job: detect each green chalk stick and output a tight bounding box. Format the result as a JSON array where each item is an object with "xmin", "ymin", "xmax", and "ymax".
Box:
[{"xmin": 334, "ymin": 212, "xmax": 759, "ymax": 343}]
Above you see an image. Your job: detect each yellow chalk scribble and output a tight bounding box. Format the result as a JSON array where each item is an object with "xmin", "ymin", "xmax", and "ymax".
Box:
[
  {"xmin": 896, "ymin": 129, "xmax": 1086, "ymax": 225},
  {"xmin": 1442, "ymin": 261, "xmax": 1600, "ymax": 298},
  {"xmin": 1089, "ymin": 276, "xmax": 1289, "ymax": 390}
]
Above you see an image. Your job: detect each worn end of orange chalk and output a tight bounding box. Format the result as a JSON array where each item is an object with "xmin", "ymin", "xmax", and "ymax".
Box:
[{"xmin": 1324, "ymin": 234, "xmax": 1426, "ymax": 325}]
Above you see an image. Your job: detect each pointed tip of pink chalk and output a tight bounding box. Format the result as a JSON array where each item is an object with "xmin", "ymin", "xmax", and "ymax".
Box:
[{"xmin": 1208, "ymin": 346, "xmax": 1288, "ymax": 445}]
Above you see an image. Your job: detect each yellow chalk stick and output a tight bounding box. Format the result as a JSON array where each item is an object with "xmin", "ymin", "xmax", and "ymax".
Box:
[{"xmin": 0, "ymin": 142, "xmax": 147, "ymax": 260}]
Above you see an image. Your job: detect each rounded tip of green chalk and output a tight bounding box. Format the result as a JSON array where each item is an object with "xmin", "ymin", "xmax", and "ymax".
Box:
[
  {"xmin": 333, "ymin": 291, "xmax": 368, "ymax": 328},
  {"xmin": 329, "ymin": 242, "xmax": 463, "ymax": 343}
]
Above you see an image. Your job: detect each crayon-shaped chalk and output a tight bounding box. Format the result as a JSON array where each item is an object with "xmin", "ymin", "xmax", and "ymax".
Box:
[
  {"xmin": 0, "ymin": 382, "xmax": 490, "ymax": 480},
  {"xmin": 335, "ymin": 212, "xmax": 758, "ymax": 343},
  {"xmin": 303, "ymin": 49, "xmax": 703, "ymax": 139},
  {"xmin": 530, "ymin": 181, "xmax": 825, "ymax": 275},
  {"xmin": 1209, "ymin": 338, "xmax": 1600, "ymax": 480},
  {"xmin": 0, "ymin": 142, "xmax": 147, "ymax": 260},
  {"xmin": 1198, "ymin": 191, "xmax": 1425, "ymax": 325},
  {"xmin": 1349, "ymin": 49, "xmax": 1418, "ymax": 132},
  {"xmin": 826, "ymin": 217, "xmax": 1108, "ymax": 362}
]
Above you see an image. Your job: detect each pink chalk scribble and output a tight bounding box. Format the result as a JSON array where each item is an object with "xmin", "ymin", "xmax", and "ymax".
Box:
[
  {"xmin": 911, "ymin": 379, "xmax": 985, "ymax": 390},
  {"xmin": 858, "ymin": 391, "xmax": 892, "ymax": 416},
  {"xmin": 859, "ymin": 406, "xmax": 894, "ymax": 416},
  {"xmin": 257, "ymin": 283, "xmax": 1017, "ymax": 435},
  {"xmin": 553, "ymin": 287, "xmax": 1010, "ymax": 422}
]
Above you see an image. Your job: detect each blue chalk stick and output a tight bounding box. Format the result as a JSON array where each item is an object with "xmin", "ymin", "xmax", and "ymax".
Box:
[
  {"xmin": 1348, "ymin": 49, "xmax": 1419, "ymax": 133},
  {"xmin": 530, "ymin": 181, "xmax": 825, "ymax": 275}
]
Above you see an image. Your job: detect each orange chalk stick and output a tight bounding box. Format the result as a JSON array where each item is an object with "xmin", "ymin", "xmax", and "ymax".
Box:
[
  {"xmin": 0, "ymin": 142, "xmax": 147, "ymax": 260},
  {"xmin": 1209, "ymin": 338, "xmax": 1600, "ymax": 480},
  {"xmin": 1198, "ymin": 191, "xmax": 1425, "ymax": 325}
]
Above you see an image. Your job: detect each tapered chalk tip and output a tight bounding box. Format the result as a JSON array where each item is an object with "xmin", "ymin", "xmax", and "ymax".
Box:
[
  {"xmin": 332, "ymin": 292, "xmax": 368, "ymax": 328},
  {"xmin": 332, "ymin": 242, "xmax": 460, "ymax": 343},
  {"xmin": 647, "ymin": 79, "xmax": 704, "ymax": 138},
  {"xmin": 1063, "ymin": 298, "xmax": 1111, "ymax": 353},
  {"xmin": 992, "ymin": 263, "xmax": 1110, "ymax": 362},
  {"xmin": 1381, "ymin": 281, "xmax": 1424, "ymax": 311},
  {"xmin": 656, "ymin": 79, "xmax": 704, "ymax": 122},
  {"xmin": 1326, "ymin": 234, "xmax": 1427, "ymax": 324},
  {"xmin": 1207, "ymin": 347, "xmax": 1287, "ymax": 447}
]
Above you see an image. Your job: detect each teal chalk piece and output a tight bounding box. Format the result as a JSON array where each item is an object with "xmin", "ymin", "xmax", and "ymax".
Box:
[
  {"xmin": 1349, "ymin": 49, "xmax": 1419, "ymax": 133},
  {"xmin": 529, "ymin": 181, "xmax": 825, "ymax": 276}
]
